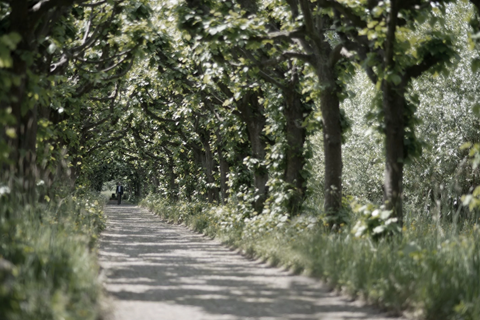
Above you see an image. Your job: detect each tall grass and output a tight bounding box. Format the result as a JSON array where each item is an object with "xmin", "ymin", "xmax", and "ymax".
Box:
[
  {"xmin": 141, "ymin": 194, "xmax": 480, "ymax": 320},
  {"xmin": 0, "ymin": 189, "xmax": 106, "ymax": 320}
]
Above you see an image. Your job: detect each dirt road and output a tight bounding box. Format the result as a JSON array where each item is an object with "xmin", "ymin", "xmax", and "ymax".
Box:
[{"xmin": 99, "ymin": 204, "xmax": 399, "ymax": 320}]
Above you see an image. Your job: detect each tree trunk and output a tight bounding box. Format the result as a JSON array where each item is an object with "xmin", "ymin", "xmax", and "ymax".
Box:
[
  {"xmin": 319, "ymin": 88, "xmax": 343, "ymax": 215},
  {"xmin": 150, "ymin": 174, "xmax": 159, "ymax": 194},
  {"xmin": 191, "ymin": 144, "xmax": 206, "ymax": 201},
  {"xmin": 135, "ymin": 169, "xmax": 144, "ymax": 199},
  {"xmin": 290, "ymin": 5, "xmax": 343, "ymax": 219},
  {"xmin": 18, "ymin": 107, "xmax": 39, "ymax": 198},
  {"xmin": 283, "ymin": 71, "xmax": 308, "ymax": 214},
  {"xmin": 237, "ymin": 91, "xmax": 269, "ymax": 213},
  {"xmin": 314, "ymin": 44, "xmax": 343, "ymax": 217},
  {"xmin": 167, "ymin": 157, "xmax": 179, "ymax": 201},
  {"xmin": 380, "ymin": 0, "xmax": 404, "ymax": 225},
  {"xmin": 6, "ymin": 1, "xmax": 38, "ymax": 199},
  {"xmin": 382, "ymin": 82, "xmax": 405, "ymax": 224},
  {"xmin": 216, "ymin": 131, "xmax": 230, "ymax": 204},
  {"xmin": 199, "ymin": 132, "xmax": 220, "ymax": 203}
]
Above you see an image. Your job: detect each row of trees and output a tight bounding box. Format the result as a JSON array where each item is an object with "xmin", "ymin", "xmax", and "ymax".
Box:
[
  {"xmin": 2, "ymin": 0, "xmax": 480, "ymax": 226},
  {"xmin": 0, "ymin": 0, "xmax": 151, "ymax": 196}
]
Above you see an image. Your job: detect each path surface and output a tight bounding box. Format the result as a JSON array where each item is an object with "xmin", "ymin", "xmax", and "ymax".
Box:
[{"xmin": 99, "ymin": 204, "xmax": 401, "ymax": 320}]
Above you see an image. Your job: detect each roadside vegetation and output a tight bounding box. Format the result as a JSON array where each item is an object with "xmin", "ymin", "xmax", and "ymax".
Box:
[{"xmin": 0, "ymin": 188, "xmax": 106, "ymax": 320}]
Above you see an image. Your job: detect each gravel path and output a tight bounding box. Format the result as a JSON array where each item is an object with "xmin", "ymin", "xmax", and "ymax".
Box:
[{"xmin": 99, "ymin": 204, "xmax": 401, "ymax": 320}]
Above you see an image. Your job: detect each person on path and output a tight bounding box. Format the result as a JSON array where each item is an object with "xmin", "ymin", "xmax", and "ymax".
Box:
[{"xmin": 116, "ymin": 182, "xmax": 124, "ymax": 205}]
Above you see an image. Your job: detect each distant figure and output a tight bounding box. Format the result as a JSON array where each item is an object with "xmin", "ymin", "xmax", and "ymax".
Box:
[{"xmin": 116, "ymin": 182, "xmax": 124, "ymax": 205}]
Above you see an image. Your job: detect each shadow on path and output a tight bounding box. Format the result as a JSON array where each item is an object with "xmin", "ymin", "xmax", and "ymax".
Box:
[{"xmin": 99, "ymin": 204, "xmax": 401, "ymax": 320}]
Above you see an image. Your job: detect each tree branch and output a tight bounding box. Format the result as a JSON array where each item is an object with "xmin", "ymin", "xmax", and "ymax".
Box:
[
  {"xmin": 76, "ymin": 54, "xmax": 131, "ymax": 74},
  {"xmin": 74, "ymin": 48, "xmax": 134, "ymax": 64},
  {"xmin": 103, "ymin": 58, "xmax": 134, "ymax": 81},
  {"xmin": 77, "ymin": 0, "xmax": 107, "ymax": 7},
  {"xmin": 84, "ymin": 128, "xmax": 128, "ymax": 156},
  {"xmin": 30, "ymin": 0, "xmax": 76, "ymax": 28},
  {"xmin": 82, "ymin": 115, "xmax": 109, "ymax": 132},
  {"xmin": 283, "ymin": 51, "xmax": 314, "ymax": 64},
  {"xmin": 405, "ymin": 53, "xmax": 444, "ymax": 80},
  {"xmin": 143, "ymin": 103, "xmax": 177, "ymax": 123},
  {"xmin": 317, "ymin": 0, "xmax": 367, "ymax": 29},
  {"xmin": 266, "ymin": 28, "xmax": 307, "ymax": 42},
  {"xmin": 258, "ymin": 70, "xmax": 286, "ymax": 89}
]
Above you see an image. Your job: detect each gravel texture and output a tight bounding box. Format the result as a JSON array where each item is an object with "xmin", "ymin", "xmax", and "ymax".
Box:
[{"xmin": 99, "ymin": 204, "xmax": 402, "ymax": 320}]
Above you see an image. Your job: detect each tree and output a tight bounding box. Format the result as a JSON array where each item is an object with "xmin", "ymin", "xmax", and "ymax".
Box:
[
  {"xmin": 0, "ymin": 0, "xmax": 151, "ymax": 200},
  {"xmin": 1, "ymin": 0, "xmax": 82, "ymax": 196},
  {"xmin": 312, "ymin": 0, "xmax": 456, "ymax": 224}
]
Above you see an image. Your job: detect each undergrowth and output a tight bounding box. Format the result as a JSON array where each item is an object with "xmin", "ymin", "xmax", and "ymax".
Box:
[
  {"xmin": 0, "ymin": 189, "xmax": 107, "ymax": 320},
  {"xmin": 140, "ymin": 194, "xmax": 480, "ymax": 320}
]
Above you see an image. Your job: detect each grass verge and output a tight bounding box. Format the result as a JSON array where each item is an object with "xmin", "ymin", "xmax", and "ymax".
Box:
[
  {"xmin": 140, "ymin": 194, "xmax": 480, "ymax": 320},
  {"xmin": 0, "ymin": 190, "xmax": 107, "ymax": 320}
]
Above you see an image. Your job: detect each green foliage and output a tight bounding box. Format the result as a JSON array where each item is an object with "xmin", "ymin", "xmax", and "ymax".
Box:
[
  {"xmin": 0, "ymin": 190, "xmax": 106, "ymax": 320},
  {"xmin": 0, "ymin": 32, "xmax": 21, "ymax": 69},
  {"xmin": 0, "ymin": 31, "xmax": 21, "ymax": 164},
  {"xmin": 350, "ymin": 202, "xmax": 400, "ymax": 240},
  {"xmin": 460, "ymin": 142, "xmax": 480, "ymax": 212},
  {"xmin": 300, "ymin": 223, "xmax": 480, "ymax": 319},
  {"xmin": 307, "ymin": 2, "xmax": 480, "ymax": 219}
]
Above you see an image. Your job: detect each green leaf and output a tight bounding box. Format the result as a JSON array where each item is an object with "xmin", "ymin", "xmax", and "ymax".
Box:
[
  {"xmin": 473, "ymin": 103, "xmax": 480, "ymax": 117},
  {"xmin": 462, "ymin": 194, "xmax": 472, "ymax": 206},
  {"xmin": 473, "ymin": 186, "xmax": 480, "ymax": 197},
  {"xmin": 5, "ymin": 128, "xmax": 16, "ymax": 138},
  {"xmin": 472, "ymin": 58, "xmax": 480, "ymax": 73},
  {"xmin": 390, "ymin": 74, "xmax": 402, "ymax": 85},
  {"xmin": 460, "ymin": 142, "xmax": 472, "ymax": 150}
]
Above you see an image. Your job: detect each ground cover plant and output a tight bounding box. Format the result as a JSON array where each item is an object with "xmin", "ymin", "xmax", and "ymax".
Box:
[{"xmin": 0, "ymin": 188, "xmax": 106, "ymax": 320}]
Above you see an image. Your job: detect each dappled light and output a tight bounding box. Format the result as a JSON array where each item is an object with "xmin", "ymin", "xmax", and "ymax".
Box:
[{"xmin": 100, "ymin": 204, "xmax": 394, "ymax": 320}]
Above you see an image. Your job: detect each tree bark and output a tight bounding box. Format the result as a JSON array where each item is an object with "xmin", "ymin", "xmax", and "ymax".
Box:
[
  {"xmin": 294, "ymin": 2, "xmax": 344, "ymax": 219},
  {"xmin": 319, "ymin": 87, "xmax": 343, "ymax": 215},
  {"xmin": 314, "ymin": 41, "xmax": 343, "ymax": 216},
  {"xmin": 6, "ymin": 0, "xmax": 38, "ymax": 198},
  {"xmin": 381, "ymin": 0, "xmax": 404, "ymax": 225},
  {"xmin": 215, "ymin": 130, "xmax": 230, "ymax": 204},
  {"xmin": 283, "ymin": 70, "xmax": 308, "ymax": 214},
  {"xmin": 199, "ymin": 131, "xmax": 220, "ymax": 203},
  {"xmin": 167, "ymin": 158, "xmax": 179, "ymax": 201},
  {"xmin": 236, "ymin": 91, "xmax": 269, "ymax": 213},
  {"xmin": 382, "ymin": 82, "xmax": 405, "ymax": 224}
]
